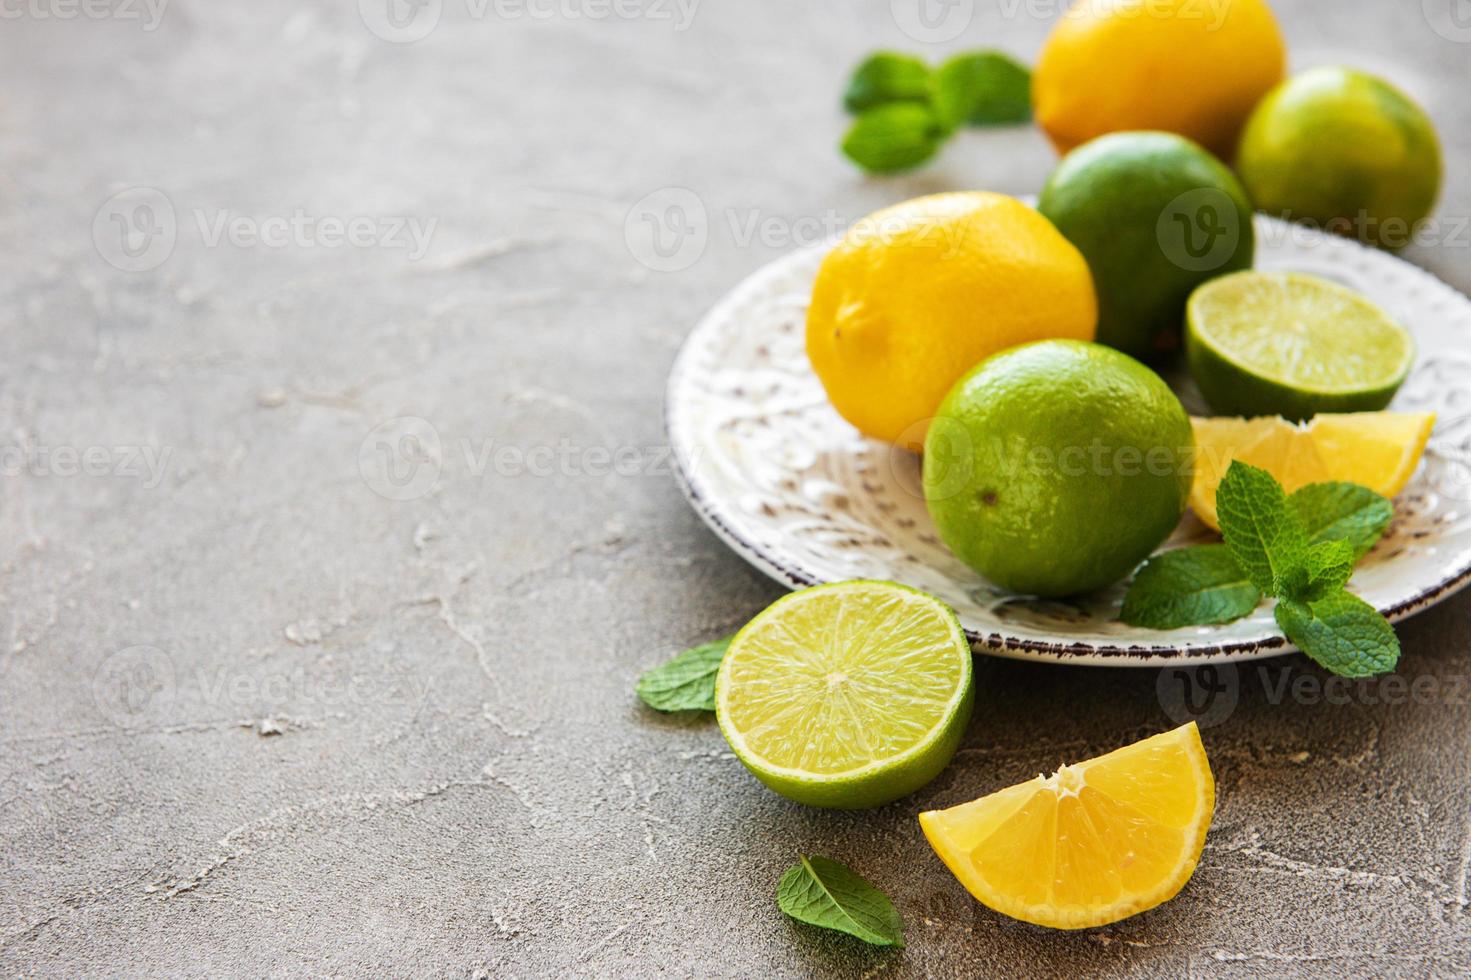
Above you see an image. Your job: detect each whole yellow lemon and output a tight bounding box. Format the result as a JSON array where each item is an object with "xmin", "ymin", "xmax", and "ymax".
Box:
[
  {"xmin": 805, "ymin": 193, "xmax": 1097, "ymax": 448},
  {"xmin": 1033, "ymin": 0, "xmax": 1286, "ymax": 159}
]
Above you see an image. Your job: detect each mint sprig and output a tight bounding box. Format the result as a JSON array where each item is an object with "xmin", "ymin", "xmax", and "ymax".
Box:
[
  {"xmin": 777, "ymin": 855, "xmax": 905, "ymax": 948},
  {"xmin": 1122, "ymin": 461, "xmax": 1400, "ymax": 677},
  {"xmin": 840, "ymin": 49, "xmax": 1032, "ymax": 174},
  {"xmin": 635, "ymin": 635, "xmax": 731, "ymax": 712}
]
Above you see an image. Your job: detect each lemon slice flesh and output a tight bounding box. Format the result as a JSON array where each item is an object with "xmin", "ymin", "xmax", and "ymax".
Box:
[
  {"xmin": 1190, "ymin": 411, "xmax": 1435, "ymax": 529},
  {"xmin": 920, "ymin": 722, "xmax": 1215, "ymax": 930}
]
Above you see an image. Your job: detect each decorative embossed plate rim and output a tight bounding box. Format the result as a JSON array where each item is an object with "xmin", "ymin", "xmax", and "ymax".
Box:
[{"xmin": 666, "ymin": 215, "xmax": 1471, "ymax": 666}]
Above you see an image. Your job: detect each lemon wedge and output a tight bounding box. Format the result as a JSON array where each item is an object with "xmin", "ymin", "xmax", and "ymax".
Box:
[
  {"xmin": 1190, "ymin": 412, "xmax": 1435, "ymax": 529},
  {"xmin": 919, "ymin": 723, "xmax": 1215, "ymax": 930}
]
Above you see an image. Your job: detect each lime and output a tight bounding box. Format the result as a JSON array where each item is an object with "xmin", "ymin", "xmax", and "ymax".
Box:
[
  {"xmin": 1038, "ymin": 132, "xmax": 1255, "ymax": 359},
  {"xmin": 923, "ymin": 340, "xmax": 1193, "ymax": 598},
  {"xmin": 1185, "ymin": 271, "xmax": 1415, "ymax": 421},
  {"xmin": 1236, "ymin": 67, "xmax": 1442, "ymax": 249},
  {"xmin": 714, "ymin": 580, "xmax": 973, "ymax": 809}
]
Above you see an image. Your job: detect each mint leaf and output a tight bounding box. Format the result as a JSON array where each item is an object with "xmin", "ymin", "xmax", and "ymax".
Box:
[
  {"xmin": 844, "ymin": 52, "xmax": 932, "ymax": 114},
  {"xmin": 1275, "ymin": 591, "xmax": 1400, "ymax": 677},
  {"xmin": 635, "ymin": 636, "xmax": 731, "ymax": 712},
  {"xmin": 1288, "ymin": 482, "xmax": 1394, "ymax": 558},
  {"xmin": 777, "ymin": 855, "xmax": 904, "ymax": 948},
  {"xmin": 1215, "ymin": 461, "xmax": 1308, "ymax": 595},
  {"xmin": 932, "ymin": 51, "xmax": 1032, "ymax": 128},
  {"xmin": 841, "ymin": 103, "xmax": 947, "ymax": 174},
  {"xmin": 1121, "ymin": 545, "xmax": 1262, "ymax": 628},
  {"xmin": 1281, "ymin": 538, "xmax": 1357, "ymax": 601}
]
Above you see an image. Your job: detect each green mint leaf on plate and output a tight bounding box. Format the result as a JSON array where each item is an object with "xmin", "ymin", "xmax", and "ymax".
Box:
[
  {"xmin": 635, "ymin": 636, "xmax": 731, "ymax": 712},
  {"xmin": 931, "ymin": 51, "xmax": 1032, "ymax": 128},
  {"xmin": 842, "ymin": 103, "xmax": 948, "ymax": 174},
  {"xmin": 1275, "ymin": 591, "xmax": 1400, "ymax": 678},
  {"xmin": 1281, "ymin": 538, "xmax": 1358, "ymax": 601},
  {"xmin": 1288, "ymin": 481, "xmax": 1394, "ymax": 558},
  {"xmin": 1215, "ymin": 460, "xmax": 1308, "ymax": 596},
  {"xmin": 1274, "ymin": 538, "xmax": 1356, "ymax": 599},
  {"xmin": 844, "ymin": 52, "xmax": 932, "ymax": 114},
  {"xmin": 1121, "ymin": 545, "xmax": 1262, "ymax": 628},
  {"xmin": 777, "ymin": 855, "xmax": 904, "ymax": 948}
]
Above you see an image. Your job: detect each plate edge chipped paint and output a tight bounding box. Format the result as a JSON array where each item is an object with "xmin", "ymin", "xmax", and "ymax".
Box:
[{"xmin": 664, "ymin": 216, "xmax": 1471, "ymax": 666}]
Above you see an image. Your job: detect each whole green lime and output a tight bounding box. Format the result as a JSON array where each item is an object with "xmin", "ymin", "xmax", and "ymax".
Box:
[
  {"xmin": 1038, "ymin": 131, "xmax": 1255, "ymax": 360},
  {"xmin": 923, "ymin": 340, "xmax": 1193, "ymax": 598},
  {"xmin": 1236, "ymin": 67, "xmax": 1441, "ymax": 249}
]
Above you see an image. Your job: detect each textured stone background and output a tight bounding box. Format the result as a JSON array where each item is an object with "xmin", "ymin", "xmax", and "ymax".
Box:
[{"xmin": 1, "ymin": 1, "xmax": 1469, "ymax": 976}]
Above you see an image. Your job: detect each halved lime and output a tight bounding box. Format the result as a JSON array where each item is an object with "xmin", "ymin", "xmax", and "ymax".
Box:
[
  {"xmin": 1186, "ymin": 270, "xmax": 1415, "ymax": 422},
  {"xmin": 715, "ymin": 581, "xmax": 973, "ymax": 809}
]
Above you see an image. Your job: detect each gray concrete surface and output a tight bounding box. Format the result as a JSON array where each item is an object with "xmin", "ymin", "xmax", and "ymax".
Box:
[{"xmin": 1, "ymin": 1, "xmax": 1469, "ymax": 976}]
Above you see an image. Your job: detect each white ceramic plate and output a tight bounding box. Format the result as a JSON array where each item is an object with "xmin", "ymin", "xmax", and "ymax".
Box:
[{"xmin": 665, "ymin": 215, "xmax": 1471, "ymax": 666}]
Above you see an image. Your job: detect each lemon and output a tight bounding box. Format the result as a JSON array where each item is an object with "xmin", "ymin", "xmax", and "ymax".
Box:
[
  {"xmin": 1189, "ymin": 412, "xmax": 1436, "ymax": 530},
  {"xmin": 923, "ymin": 340, "xmax": 1193, "ymax": 598},
  {"xmin": 715, "ymin": 580, "xmax": 974, "ymax": 810},
  {"xmin": 1033, "ymin": 0, "xmax": 1285, "ymax": 159},
  {"xmin": 1186, "ymin": 271, "xmax": 1416, "ymax": 421},
  {"xmin": 806, "ymin": 193, "xmax": 1097, "ymax": 448},
  {"xmin": 1236, "ymin": 67, "xmax": 1442, "ymax": 249},
  {"xmin": 1038, "ymin": 131, "xmax": 1255, "ymax": 359},
  {"xmin": 920, "ymin": 722, "xmax": 1215, "ymax": 930}
]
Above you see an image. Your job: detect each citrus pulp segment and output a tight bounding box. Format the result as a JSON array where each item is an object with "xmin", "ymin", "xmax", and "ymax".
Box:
[{"xmin": 1189, "ymin": 412, "xmax": 1436, "ymax": 530}]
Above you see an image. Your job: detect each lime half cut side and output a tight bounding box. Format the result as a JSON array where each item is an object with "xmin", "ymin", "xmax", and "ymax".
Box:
[
  {"xmin": 1186, "ymin": 270, "xmax": 1415, "ymax": 422},
  {"xmin": 715, "ymin": 580, "xmax": 974, "ymax": 809}
]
